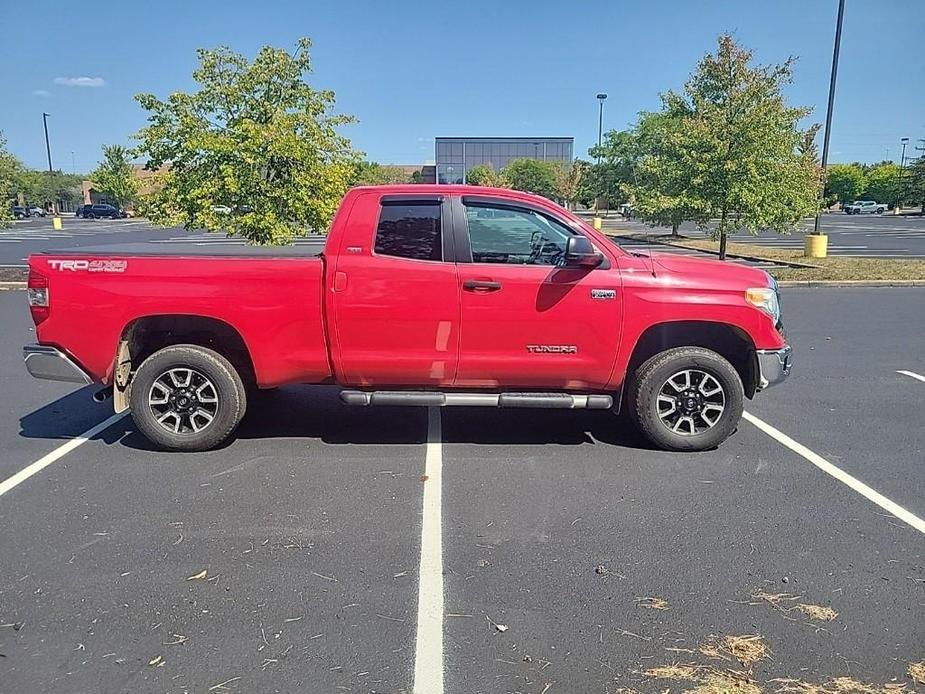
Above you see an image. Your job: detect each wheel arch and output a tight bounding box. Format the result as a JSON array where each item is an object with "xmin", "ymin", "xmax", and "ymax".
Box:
[
  {"xmin": 118, "ymin": 314, "xmax": 257, "ymax": 390},
  {"xmin": 624, "ymin": 320, "xmax": 758, "ymax": 399}
]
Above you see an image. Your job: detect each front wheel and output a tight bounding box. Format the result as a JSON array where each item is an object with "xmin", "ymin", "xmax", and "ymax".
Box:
[
  {"xmin": 628, "ymin": 346, "xmax": 744, "ymax": 452},
  {"xmin": 129, "ymin": 345, "xmax": 247, "ymax": 451}
]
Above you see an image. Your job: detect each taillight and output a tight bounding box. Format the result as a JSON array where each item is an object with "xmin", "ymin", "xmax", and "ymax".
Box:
[{"xmin": 27, "ymin": 269, "xmax": 50, "ymax": 325}]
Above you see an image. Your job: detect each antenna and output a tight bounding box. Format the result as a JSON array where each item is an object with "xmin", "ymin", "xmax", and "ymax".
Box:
[{"xmin": 630, "ymin": 162, "xmax": 657, "ymax": 277}]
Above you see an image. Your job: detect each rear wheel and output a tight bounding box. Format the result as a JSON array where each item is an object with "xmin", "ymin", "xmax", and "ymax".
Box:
[
  {"xmin": 629, "ymin": 346, "xmax": 744, "ymax": 452},
  {"xmin": 129, "ymin": 345, "xmax": 246, "ymax": 451}
]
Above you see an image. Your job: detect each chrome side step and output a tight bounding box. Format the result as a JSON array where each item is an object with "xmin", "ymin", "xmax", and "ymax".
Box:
[{"xmin": 340, "ymin": 390, "xmax": 613, "ymax": 409}]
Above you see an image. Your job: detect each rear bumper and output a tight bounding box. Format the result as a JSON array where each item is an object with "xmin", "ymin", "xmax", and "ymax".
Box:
[
  {"xmin": 756, "ymin": 345, "xmax": 792, "ymax": 391},
  {"xmin": 23, "ymin": 344, "xmax": 93, "ymax": 384}
]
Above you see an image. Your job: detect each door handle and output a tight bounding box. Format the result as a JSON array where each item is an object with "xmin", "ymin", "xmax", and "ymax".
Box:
[{"xmin": 463, "ymin": 279, "xmax": 502, "ymax": 292}]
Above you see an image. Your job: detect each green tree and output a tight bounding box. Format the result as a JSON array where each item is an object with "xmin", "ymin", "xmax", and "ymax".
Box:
[
  {"xmin": 587, "ymin": 130, "xmax": 638, "ymax": 210},
  {"xmin": 862, "ymin": 162, "xmax": 901, "ymax": 208},
  {"xmin": 90, "ymin": 145, "xmax": 138, "ymax": 207},
  {"xmin": 0, "ymin": 132, "xmax": 23, "ymax": 226},
  {"xmin": 501, "ymin": 158, "xmax": 559, "ymax": 200},
  {"xmin": 824, "ymin": 163, "xmax": 866, "ymax": 205},
  {"xmin": 350, "ymin": 161, "xmax": 410, "ymax": 186},
  {"xmin": 903, "ymin": 157, "xmax": 925, "ymax": 211},
  {"xmin": 13, "ymin": 169, "xmax": 82, "ymax": 210},
  {"xmin": 652, "ymin": 35, "xmax": 820, "ymax": 259},
  {"xmin": 134, "ymin": 38, "xmax": 359, "ymax": 244},
  {"xmin": 552, "ymin": 160, "xmax": 588, "ymax": 209},
  {"xmin": 465, "ymin": 163, "xmax": 504, "ymax": 187},
  {"xmin": 626, "ymin": 111, "xmax": 708, "ymax": 237},
  {"xmin": 574, "ymin": 159, "xmax": 599, "ymax": 207}
]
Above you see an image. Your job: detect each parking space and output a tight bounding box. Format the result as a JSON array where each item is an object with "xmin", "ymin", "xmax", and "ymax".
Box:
[{"xmin": 1, "ymin": 287, "xmax": 923, "ymax": 692}]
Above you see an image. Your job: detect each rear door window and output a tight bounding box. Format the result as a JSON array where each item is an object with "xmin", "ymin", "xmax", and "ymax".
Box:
[{"xmin": 374, "ymin": 202, "xmax": 442, "ymax": 261}]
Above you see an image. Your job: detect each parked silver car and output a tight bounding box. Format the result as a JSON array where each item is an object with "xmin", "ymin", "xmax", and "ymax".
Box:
[{"xmin": 844, "ymin": 200, "xmax": 887, "ymax": 214}]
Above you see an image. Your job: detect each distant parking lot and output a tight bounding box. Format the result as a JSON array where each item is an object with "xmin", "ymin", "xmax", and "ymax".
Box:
[
  {"xmin": 4, "ymin": 215, "xmax": 924, "ymax": 272},
  {"xmin": 0, "ymin": 218, "xmax": 320, "ymax": 267},
  {"xmin": 1, "ymin": 285, "xmax": 923, "ymax": 692},
  {"xmin": 598, "ymin": 212, "xmax": 925, "ymax": 258}
]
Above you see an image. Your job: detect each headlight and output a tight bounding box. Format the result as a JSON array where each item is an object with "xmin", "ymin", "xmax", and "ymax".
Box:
[{"xmin": 745, "ymin": 287, "xmax": 780, "ymax": 323}]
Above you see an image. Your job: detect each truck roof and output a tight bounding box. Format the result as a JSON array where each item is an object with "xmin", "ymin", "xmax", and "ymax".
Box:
[{"xmin": 348, "ymin": 184, "xmax": 561, "ymax": 206}]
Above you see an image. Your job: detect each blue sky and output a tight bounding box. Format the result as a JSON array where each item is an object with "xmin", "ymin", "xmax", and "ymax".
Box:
[{"xmin": 2, "ymin": 0, "xmax": 923, "ymax": 173}]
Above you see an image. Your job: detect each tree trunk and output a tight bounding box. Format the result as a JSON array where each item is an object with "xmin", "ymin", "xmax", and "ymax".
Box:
[
  {"xmin": 671, "ymin": 222, "xmax": 679, "ymax": 237},
  {"xmin": 718, "ymin": 208, "xmax": 728, "ymax": 260}
]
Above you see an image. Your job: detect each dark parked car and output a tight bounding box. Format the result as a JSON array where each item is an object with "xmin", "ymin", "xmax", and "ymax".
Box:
[
  {"xmin": 76, "ymin": 204, "xmax": 126, "ymax": 219},
  {"xmin": 12, "ymin": 205, "xmax": 29, "ymax": 219}
]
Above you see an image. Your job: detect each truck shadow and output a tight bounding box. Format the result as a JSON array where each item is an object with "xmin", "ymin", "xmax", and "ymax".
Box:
[
  {"xmin": 18, "ymin": 387, "xmax": 122, "ymax": 442},
  {"xmin": 22, "ymin": 385, "xmax": 656, "ymax": 451}
]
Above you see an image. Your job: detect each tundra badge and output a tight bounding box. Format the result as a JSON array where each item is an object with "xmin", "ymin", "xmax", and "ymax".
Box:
[
  {"xmin": 526, "ymin": 345, "xmax": 577, "ymax": 354},
  {"xmin": 591, "ymin": 288, "xmax": 616, "ymax": 299}
]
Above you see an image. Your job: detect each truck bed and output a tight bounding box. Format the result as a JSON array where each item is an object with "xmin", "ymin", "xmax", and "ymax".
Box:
[
  {"xmin": 39, "ymin": 237, "xmax": 327, "ymax": 258},
  {"xmin": 30, "ymin": 247, "xmax": 332, "ymax": 387}
]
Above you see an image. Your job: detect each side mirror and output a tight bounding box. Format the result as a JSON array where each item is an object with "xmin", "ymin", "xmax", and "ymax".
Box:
[{"xmin": 565, "ymin": 235, "xmax": 604, "ymax": 267}]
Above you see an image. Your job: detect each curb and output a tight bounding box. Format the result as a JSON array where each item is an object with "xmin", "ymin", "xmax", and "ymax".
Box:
[
  {"xmin": 776, "ymin": 280, "xmax": 925, "ymax": 288},
  {"xmin": 0, "ymin": 282, "xmax": 26, "ymax": 290}
]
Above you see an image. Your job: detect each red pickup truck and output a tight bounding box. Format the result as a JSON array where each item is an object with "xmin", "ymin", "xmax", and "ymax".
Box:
[{"xmin": 23, "ymin": 185, "xmax": 791, "ymax": 452}]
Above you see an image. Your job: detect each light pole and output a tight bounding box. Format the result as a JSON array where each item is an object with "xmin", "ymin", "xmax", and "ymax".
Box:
[
  {"xmin": 42, "ymin": 112, "xmax": 53, "ymax": 172},
  {"xmin": 595, "ymin": 93, "xmax": 607, "ymax": 162},
  {"xmin": 812, "ymin": 0, "xmax": 845, "ymax": 238},
  {"xmin": 896, "ymin": 137, "xmax": 910, "ymax": 213}
]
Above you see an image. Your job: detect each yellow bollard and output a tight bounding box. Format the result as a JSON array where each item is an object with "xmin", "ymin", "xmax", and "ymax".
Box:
[
  {"xmin": 52, "ymin": 216, "xmax": 63, "ymax": 231},
  {"xmin": 593, "ymin": 216, "xmax": 602, "ymax": 230},
  {"xmin": 804, "ymin": 233, "xmax": 828, "ymax": 258}
]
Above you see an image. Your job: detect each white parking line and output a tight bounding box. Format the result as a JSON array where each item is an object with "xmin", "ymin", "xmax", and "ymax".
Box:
[
  {"xmin": 413, "ymin": 407, "xmax": 444, "ymax": 694},
  {"xmin": 0, "ymin": 413, "xmax": 126, "ymax": 498},
  {"xmin": 743, "ymin": 411, "xmax": 925, "ymax": 535},
  {"xmin": 897, "ymin": 370, "xmax": 925, "ymax": 383}
]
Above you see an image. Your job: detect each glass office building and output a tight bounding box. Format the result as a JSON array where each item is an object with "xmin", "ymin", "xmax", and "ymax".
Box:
[{"xmin": 435, "ymin": 137, "xmax": 574, "ymax": 184}]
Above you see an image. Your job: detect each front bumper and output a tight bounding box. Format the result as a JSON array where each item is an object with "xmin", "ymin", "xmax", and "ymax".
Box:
[
  {"xmin": 23, "ymin": 344, "xmax": 93, "ymax": 384},
  {"xmin": 756, "ymin": 345, "xmax": 792, "ymax": 391}
]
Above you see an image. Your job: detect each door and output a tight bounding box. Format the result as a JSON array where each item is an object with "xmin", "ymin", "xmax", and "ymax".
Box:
[
  {"xmin": 453, "ymin": 198, "xmax": 623, "ymax": 390},
  {"xmin": 331, "ymin": 194, "xmax": 460, "ymax": 387}
]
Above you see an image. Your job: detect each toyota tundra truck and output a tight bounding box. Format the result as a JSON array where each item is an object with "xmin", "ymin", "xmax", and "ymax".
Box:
[{"xmin": 23, "ymin": 185, "xmax": 791, "ymax": 452}]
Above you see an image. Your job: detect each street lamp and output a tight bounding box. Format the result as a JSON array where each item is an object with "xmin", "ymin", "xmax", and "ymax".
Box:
[
  {"xmin": 592, "ymin": 93, "xmax": 608, "ymax": 225},
  {"xmin": 896, "ymin": 137, "xmax": 910, "ymax": 214},
  {"xmin": 596, "ymin": 93, "xmax": 608, "ymax": 161},
  {"xmin": 812, "ymin": 0, "xmax": 846, "ymax": 240},
  {"xmin": 42, "ymin": 112, "xmax": 53, "ymax": 172}
]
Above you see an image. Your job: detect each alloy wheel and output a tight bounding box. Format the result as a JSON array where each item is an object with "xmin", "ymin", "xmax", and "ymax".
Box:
[
  {"xmin": 656, "ymin": 368, "xmax": 726, "ymax": 436},
  {"xmin": 147, "ymin": 367, "xmax": 219, "ymax": 435}
]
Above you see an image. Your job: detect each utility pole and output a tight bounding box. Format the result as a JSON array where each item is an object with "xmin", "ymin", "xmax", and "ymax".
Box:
[{"xmin": 813, "ymin": 0, "xmax": 845, "ymax": 234}]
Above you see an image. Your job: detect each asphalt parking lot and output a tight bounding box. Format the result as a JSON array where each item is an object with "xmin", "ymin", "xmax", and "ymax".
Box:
[
  {"xmin": 598, "ymin": 213, "xmax": 925, "ymax": 258},
  {"xmin": 0, "ymin": 218, "xmax": 320, "ymax": 267},
  {"xmin": 1, "ymin": 285, "xmax": 924, "ymax": 693}
]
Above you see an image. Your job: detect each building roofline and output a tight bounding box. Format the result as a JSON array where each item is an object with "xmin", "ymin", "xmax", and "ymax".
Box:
[{"xmin": 435, "ymin": 136, "xmax": 573, "ymax": 141}]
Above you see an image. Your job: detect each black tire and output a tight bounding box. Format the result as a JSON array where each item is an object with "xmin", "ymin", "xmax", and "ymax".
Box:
[
  {"xmin": 628, "ymin": 346, "xmax": 744, "ymax": 452},
  {"xmin": 129, "ymin": 344, "xmax": 246, "ymax": 452},
  {"xmin": 87, "ymin": 213, "xmax": 96, "ymax": 219}
]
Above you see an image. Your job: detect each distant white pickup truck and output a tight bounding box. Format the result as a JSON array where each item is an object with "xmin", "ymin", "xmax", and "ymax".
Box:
[{"xmin": 844, "ymin": 200, "xmax": 887, "ymax": 215}]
